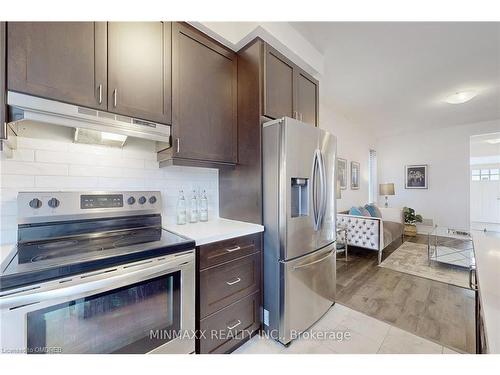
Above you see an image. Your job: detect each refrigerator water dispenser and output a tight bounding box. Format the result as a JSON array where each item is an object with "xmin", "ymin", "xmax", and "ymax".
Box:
[{"xmin": 291, "ymin": 177, "xmax": 309, "ymax": 217}]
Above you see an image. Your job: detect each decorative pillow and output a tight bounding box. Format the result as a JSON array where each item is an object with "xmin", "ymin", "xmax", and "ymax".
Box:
[
  {"xmin": 358, "ymin": 206, "xmax": 371, "ymax": 217},
  {"xmin": 365, "ymin": 204, "xmax": 382, "ymax": 218},
  {"xmin": 349, "ymin": 206, "xmax": 363, "ymax": 216}
]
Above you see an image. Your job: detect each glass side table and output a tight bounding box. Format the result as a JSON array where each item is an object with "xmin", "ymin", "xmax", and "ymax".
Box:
[
  {"xmin": 336, "ymin": 226, "xmax": 348, "ymax": 262},
  {"xmin": 428, "ymin": 226, "xmax": 474, "ymax": 268}
]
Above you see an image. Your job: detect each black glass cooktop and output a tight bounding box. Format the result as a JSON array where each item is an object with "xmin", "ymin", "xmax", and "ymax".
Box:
[
  {"xmin": 17, "ymin": 226, "xmax": 163, "ymax": 264},
  {"xmin": 0, "ymin": 216, "xmax": 195, "ymax": 292}
]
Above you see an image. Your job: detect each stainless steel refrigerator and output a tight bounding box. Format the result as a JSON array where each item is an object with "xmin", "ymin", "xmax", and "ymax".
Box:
[{"xmin": 263, "ymin": 117, "xmax": 337, "ymax": 345}]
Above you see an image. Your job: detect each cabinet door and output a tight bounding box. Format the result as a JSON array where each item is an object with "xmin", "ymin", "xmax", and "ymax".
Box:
[
  {"xmin": 172, "ymin": 23, "xmax": 237, "ymax": 164},
  {"xmin": 107, "ymin": 22, "xmax": 171, "ymax": 124},
  {"xmin": 264, "ymin": 45, "xmax": 294, "ymax": 119},
  {"xmin": 7, "ymin": 22, "xmax": 107, "ymax": 110},
  {"xmin": 296, "ymin": 70, "xmax": 319, "ymax": 126}
]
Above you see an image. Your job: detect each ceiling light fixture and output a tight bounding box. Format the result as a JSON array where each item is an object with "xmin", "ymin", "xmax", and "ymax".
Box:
[{"xmin": 444, "ymin": 91, "xmax": 477, "ymax": 104}]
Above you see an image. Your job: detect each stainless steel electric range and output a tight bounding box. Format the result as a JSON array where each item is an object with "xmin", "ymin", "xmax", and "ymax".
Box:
[{"xmin": 0, "ymin": 191, "xmax": 195, "ymax": 354}]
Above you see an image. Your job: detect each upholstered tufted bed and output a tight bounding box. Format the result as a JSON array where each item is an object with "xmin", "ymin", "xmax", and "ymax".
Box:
[{"xmin": 336, "ymin": 207, "xmax": 403, "ymax": 264}]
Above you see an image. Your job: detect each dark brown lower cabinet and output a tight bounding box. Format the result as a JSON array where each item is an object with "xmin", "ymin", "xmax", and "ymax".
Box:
[
  {"xmin": 199, "ymin": 291, "xmax": 260, "ymax": 354},
  {"xmin": 196, "ymin": 233, "xmax": 262, "ymax": 354}
]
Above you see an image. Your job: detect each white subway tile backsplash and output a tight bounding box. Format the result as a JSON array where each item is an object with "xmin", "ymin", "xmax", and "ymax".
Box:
[
  {"xmin": 98, "ymin": 157, "xmax": 145, "ymax": 169},
  {"xmin": 17, "ymin": 137, "xmax": 69, "ymax": 152},
  {"xmin": 69, "ymin": 165, "xmax": 122, "ymax": 178},
  {"xmin": 0, "ymin": 231, "xmax": 17, "ymax": 244},
  {"xmin": 0, "ymin": 189, "xmax": 19, "ymax": 203},
  {"xmin": 35, "ymin": 176, "xmax": 100, "ymax": 189},
  {"xmin": 0, "ymin": 134, "xmax": 219, "ymax": 245},
  {"xmin": 1, "ymin": 161, "xmax": 68, "ymax": 176},
  {"xmin": 0, "ymin": 215, "xmax": 17, "ymax": 230},
  {"xmin": 0, "ymin": 201, "xmax": 17, "ymax": 216},
  {"xmin": 12, "ymin": 149, "xmax": 35, "ymax": 162},
  {"xmin": 0, "ymin": 175, "xmax": 35, "ymax": 188},
  {"xmin": 36, "ymin": 150, "xmax": 99, "ymax": 165},
  {"xmin": 97, "ymin": 177, "xmax": 145, "ymax": 190},
  {"xmin": 144, "ymin": 160, "xmax": 160, "ymax": 169},
  {"xmin": 67, "ymin": 142, "xmax": 123, "ymax": 158}
]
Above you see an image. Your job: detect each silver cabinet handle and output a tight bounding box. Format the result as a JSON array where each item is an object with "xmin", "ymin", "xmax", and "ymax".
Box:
[
  {"xmin": 113, "ymin": 89, "xmax": 117, "ymax": 107},
  {"xmin": 226, "ymin": 246, "xmax": 241, "ymax": 253},
  {"xmin": 293, "ymin": 250, "xmax": 334, "ymax": 270},
  {"xmin": 226, "ymin": 277, "xmax": 241, "ymax": 286},
  {"xmin": 98, "ymin": 84, "xmax": 103, "ymax": 104},
  {"xmin": 227, "ymin": 320, "xmax": 241, "ymax": 330},
  {"xmin": 176, "ymin": 138, "xmax": 180, "ymax": 153}
]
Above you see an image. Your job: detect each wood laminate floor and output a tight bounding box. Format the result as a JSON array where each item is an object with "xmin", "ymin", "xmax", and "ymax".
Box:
[{"xmin": 336, "ymin": 235, "xmax": 476, "ymax": 353}]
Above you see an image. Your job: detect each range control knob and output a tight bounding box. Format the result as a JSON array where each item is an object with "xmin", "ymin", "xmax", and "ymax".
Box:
[
  {"xmin": 48, "ymin": 198, "xmax": 60, "ymax": 208},
  {"xmin": 29, "ymin": 198, "xmax": 42, "ymax": 209},
  {"xmin": 138, "ymin": 196, "xmax": 147, "ymax": 205},
  {"xmin": 127, "ymin": 197, "xmax": 136, "ymax": 205},
  {"xmin": 149, "ymin": 196, "xmax": 157, "ymax": 204}
]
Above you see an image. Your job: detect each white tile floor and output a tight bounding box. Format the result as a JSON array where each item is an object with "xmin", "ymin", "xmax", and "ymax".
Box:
[{"xmin": 234, "ymin": 303, "xmax": 460, "ymax": 354}]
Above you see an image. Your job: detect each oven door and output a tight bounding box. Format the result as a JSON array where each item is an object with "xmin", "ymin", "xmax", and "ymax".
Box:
[{"xmin": 0, "ymin": 251, "xmax": 195, "ymax": 354}]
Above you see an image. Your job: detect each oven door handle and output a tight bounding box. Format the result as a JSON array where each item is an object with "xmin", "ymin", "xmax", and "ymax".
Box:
[{"xmin": 0, "ymin": 252, "xmax": 194, "ymax": 310}]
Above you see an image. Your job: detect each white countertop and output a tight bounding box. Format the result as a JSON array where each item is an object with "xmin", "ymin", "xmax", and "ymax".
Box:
[
  {"xmin": 164, "ymin": 218, "xmax": 264, "ymax": 246},
  {"xmin": 471, "ymin": 230, "xmax": 500, "ymax": 354}
]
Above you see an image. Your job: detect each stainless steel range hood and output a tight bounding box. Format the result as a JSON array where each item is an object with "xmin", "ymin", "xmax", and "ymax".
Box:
[{"xmin": 7, "ymin": 91, "xmax": 172, "ymax": 144}]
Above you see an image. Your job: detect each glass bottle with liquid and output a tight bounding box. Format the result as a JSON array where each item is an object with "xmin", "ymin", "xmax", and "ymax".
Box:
[
  {"xmin": 200, "ymin": 190, "xmax": 208, "ymax": 222},
  {"xmin": 189, "ymin": 190, "xmax": 198, "ymax": 223},
  {"xmin": 176, "ymin": 190, "xmax": 187, "ymax": 225}
]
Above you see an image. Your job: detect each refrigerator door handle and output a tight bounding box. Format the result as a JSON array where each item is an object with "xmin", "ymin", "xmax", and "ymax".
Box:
[
  {"xmin": 311, "ymin": 149, "xmax": 321, "ymax": 230},
  {"xmin": 317, "ymin": 150, "xmax": 327, "ymax": 228},
  {"xmin": 293, "ymin": 249, "xmax": 334, "ymax": 270}
]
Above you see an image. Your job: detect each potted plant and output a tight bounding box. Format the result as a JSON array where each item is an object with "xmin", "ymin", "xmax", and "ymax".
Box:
[{"xmin": 403, "ymin": 207, "xmax": 423, "ymax": 237}]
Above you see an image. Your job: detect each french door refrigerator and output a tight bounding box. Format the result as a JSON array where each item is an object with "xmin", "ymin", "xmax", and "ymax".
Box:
[{"xmin": 263, "ymin": 117, "xmax": 336, "ymax": 345}]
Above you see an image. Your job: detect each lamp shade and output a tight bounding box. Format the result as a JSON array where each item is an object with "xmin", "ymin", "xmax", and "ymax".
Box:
[{"xmin": 379, "ymin": 183, "xmax": 395, "ymax": 196}]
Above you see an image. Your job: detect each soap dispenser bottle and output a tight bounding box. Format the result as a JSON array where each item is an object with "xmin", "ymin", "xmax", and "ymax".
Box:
[{"xmin": 176, "ymin": 190, "xmax": 187, "ymax": 225}]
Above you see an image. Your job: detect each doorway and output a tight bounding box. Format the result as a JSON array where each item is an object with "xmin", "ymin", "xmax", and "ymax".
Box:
[{"xmin": 470, "ymin": 133, "xmax": 500, "ymax": 232}]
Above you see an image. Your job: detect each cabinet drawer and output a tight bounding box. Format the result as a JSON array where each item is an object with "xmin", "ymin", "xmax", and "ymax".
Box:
[
  {"xmin": 200, "ymin": 252, "xmax": 260, "ymax": 318},
  {"xmin": 199, "ymin": 291, "xmax": 260, "ymax": 354},
  {"xmin": 199, "ymin": 233, "xmax": 261, "ymax": 269}
]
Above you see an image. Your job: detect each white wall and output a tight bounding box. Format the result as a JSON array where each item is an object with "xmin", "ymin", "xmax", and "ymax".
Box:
[
  {"xmin": 377, "ymin": 119, "xmax": 500, "ymax": 229},
  {"xmin": 0, "ymin": 123, "xmax": 219, "ymax": 245},
  {"xmin": 319, "ymin": 83, "xmax": 376, "ymax": 212}
]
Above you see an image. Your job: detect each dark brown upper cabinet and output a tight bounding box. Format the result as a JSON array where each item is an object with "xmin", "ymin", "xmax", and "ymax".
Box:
[
  {"xmin": 7, "ymin": 22, "xmax": 107, "ymax": 110},
  {"xmin": 263, "ymin": 44, "xmax": 319, "ymax": 126},
  {"xmin": 169, "ymin": 22, "xmax": 237, "ymax": 165},
  {"xmin": 296, "ymin": 71, "xmax": 319, "ymax": 127},
  {"xmin": 264, "ymin": 46, "xmax": 294, "ymax": 119},
  {"xmin": 107, "ymin": 22, "xmax": 171, "ymax": 124}
]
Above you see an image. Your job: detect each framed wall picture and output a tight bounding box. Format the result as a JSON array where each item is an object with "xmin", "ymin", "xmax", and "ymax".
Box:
[
  {"xmin": 405, "ymin": 164, "xmax": 428, "ymax": 189},
  {"xmin": 337, "ymin": 158, "xmax": 347, "ymax": 190},
  {"xmin": 350, "ymin": 161, "xmax": 360, "ymax": 190}
]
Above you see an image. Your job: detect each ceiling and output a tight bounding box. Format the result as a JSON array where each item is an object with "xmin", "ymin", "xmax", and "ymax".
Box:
[{"xmin": 290, "ymin": 22, "xmax": 500, "ymax": 137}]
